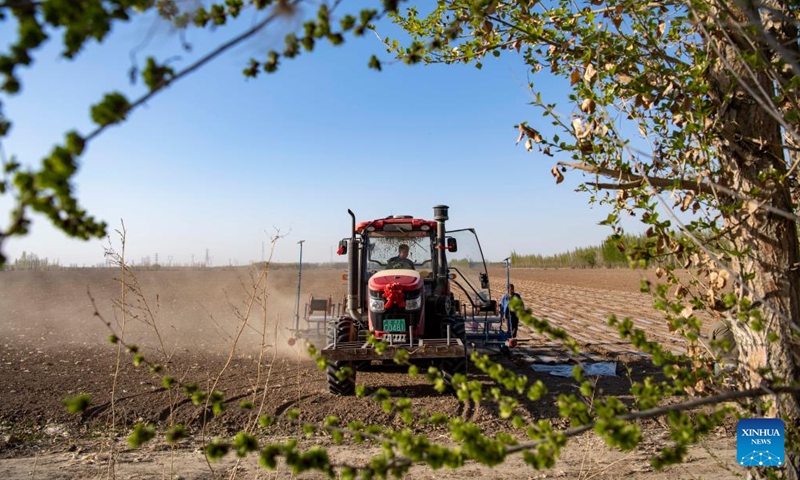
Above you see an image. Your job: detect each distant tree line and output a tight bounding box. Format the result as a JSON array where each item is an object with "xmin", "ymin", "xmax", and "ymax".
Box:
[
  {"xmin": 508, "ymin": 234, "xmax": 647, "ymax": 269},
  {"xmin": 4, "ymin": 251, "xmax": 63, "ymax": 270},
  {"xmin": 6, "ymin": 239, "xmax": 704, "ymax": 272}
]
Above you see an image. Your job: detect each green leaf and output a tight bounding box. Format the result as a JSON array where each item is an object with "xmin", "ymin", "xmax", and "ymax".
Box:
[
  {"xmin": 165, "ymin": 425, "xmax": 187, "ymax": 443},
  {"xmin": 233, "ymin": 432, "xmax": 259, "ymax": 457},
  {"xmin": 161, "ymin": 375, "xmax": 176, "ymax": 389},
  {"xmin": 62, "ymin": 393, "xmax": 91, "ymax": 414},
  {"xmin": 128, "ymin": 422, "xmax": 155, "ymax": 448},
  {"xmin": 90, "ymin": 92, "xmax": 130, "ymax": 127},
  {"xmin": 205, "ymin": 439, "xmax": 231, "ymax": 461},
  {"xmin": 259, "ymin": 414, "xmax": 274, "ymax": 427},
  {"xmin": 368, "ymin": 55, "xmax": 382, "ymax": 71}
]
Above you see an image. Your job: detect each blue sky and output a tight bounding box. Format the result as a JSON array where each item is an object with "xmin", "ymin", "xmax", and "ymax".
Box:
[{"xmin": 1, "ymin": 5, "xmax": 633, "ymax": 266}]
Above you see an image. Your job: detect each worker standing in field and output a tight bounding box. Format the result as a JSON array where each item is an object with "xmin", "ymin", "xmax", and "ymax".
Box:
[{"xmin": 500, "ymin": 283, "xmax": 524, "ymax": 338}]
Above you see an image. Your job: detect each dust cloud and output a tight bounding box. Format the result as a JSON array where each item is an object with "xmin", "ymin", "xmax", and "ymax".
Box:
[{"xmin": 0, "ymin": 266, "xmax": 348, "ymax": 361}]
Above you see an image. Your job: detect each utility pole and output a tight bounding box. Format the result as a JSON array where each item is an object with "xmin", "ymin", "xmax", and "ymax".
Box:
[
  {"xmin": 293, "ymin": 240, "xmax": 306, "ymax": 333},
  {"xmin": 503, "ymin": 257, "xmax": 511, "ymax": 295}
]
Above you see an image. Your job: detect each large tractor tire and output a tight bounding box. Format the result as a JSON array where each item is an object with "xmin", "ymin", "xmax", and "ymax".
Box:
[
  {"xmin": 327, "ymin": 317, "xmax": 357, "ymax": 396},
  {"xmin": 440, "ymin": 316, "xmax": 468, "ymax": 391}
]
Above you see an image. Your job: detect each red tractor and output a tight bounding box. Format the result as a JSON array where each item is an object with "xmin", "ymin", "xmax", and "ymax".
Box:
[{"xmin": 321, "ymin": 205, "xmax": 499, "ymax": 395}]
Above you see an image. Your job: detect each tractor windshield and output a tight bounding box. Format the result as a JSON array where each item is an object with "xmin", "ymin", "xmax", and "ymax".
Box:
[
  {"xmin": 446, "ymin": 228, "xmax": 493, "ymax": 310},
  {"xmin": 366, "ymin": 232, "xmax": 433, "ymax": 271}
]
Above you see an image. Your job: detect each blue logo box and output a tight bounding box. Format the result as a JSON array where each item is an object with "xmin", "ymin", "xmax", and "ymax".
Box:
[{"xmin": 737, "ymin": 418, "xmax": 784, "ymax": 467}]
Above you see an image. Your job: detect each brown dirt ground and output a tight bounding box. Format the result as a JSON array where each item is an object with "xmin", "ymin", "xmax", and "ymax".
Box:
[{"xmin": 0, "ymin": 266, "xmax": 743, "ymax": 479}]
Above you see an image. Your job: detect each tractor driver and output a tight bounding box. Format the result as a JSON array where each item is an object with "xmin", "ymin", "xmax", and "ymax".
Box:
[{"xmin": 387, "ymin": 244, "xmax": 415, "ymax": 269}]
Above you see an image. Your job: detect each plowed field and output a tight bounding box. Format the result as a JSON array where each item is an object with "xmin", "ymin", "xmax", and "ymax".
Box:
[{"xmin": 0, "ymin": 267, "xmax": 739, "ymax": 479}]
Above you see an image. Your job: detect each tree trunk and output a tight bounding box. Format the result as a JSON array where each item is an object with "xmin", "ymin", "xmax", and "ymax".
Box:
[{"xmin": 709, "ymin": 4, "xmax": 800, "ymax": 478}]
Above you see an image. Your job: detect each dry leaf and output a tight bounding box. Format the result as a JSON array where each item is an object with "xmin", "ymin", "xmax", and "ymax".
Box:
[
  {"xmin": 580, "ymin": 98, "xmax": 596, "ymax": 114},
  {"xmin": 693, "ymin": 379, "xmax": 707, "ymax": 394},
  {"xmin": 674, "ymin": 284, "xmax": 687, "ymax": 297},
  {"xmin": 681, "ymin": 192, "xmax": 694, "ymax": 212},
  {"xmin": 715, "ymin": 270, "xmax": 729, "ymax": 289},
  {"xmin": 572, "ymin": 118, "xmax": 584, "ymax": 137},
  {"xmin": 525, "ymin": 138, "xmax": 533, "ymax": 151},
  {"xmin": 516, "ymin": 125, "xmax": 526, "ymax": 145},
  {"xmin": 706, "ymin": 287, "xmax": 716, "ymax": 307},
  {"xmin": 551, "ymin": 165, "xmax": 564, "ymax": 184},
  {"xmin": 572, "ymin": 118, "xmax": 592, "ymax": 139},
  {"xmin": 570, "ymin": 69, "xmax": 581, "ymax": 85},
  {"xmin": 747, "ymin": 200, "xmax": 760, "ymax": 214},
  {"xmin": 618, "ymin": 73, "xmax": 632, "ymax": 84},
  {"xmin": 584, "ymin": 63, "xmax": 597, "ymax": 83},
  {"xmin": 680, "ymin": 306, "xmax": 694, "ymax": 318},
  {"xmin": 656, "ymin": 267, "xmax": 665, "ymax": 278},
  {"xmin": 524, "ymin": 126, "xmax": 543, "ymax": 143}
]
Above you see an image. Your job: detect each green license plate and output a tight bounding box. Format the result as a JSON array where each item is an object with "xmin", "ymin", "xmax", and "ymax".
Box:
[{"xmin": 383, "ymin": 319, "xmax": 406, "ymax": 332}]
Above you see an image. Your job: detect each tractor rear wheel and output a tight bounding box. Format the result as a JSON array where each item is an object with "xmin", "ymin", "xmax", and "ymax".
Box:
[
  {"xmin": 440, "ymin": 316, "xmax": 467, "ymax": 391},
  {"xmin": 327, "ymin": 317, "xmax": 357, "ymax": 396}
]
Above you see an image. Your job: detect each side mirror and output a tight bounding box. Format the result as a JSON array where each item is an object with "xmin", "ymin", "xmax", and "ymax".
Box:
[
  {"xmin": 337, "ymin": 239, "xmax": 347, "ymax": 255},
  {"xmin": 479, "ymin": 272, "xmax": 489, "ymax": 289},
  {"xmin": 446, "ymin": 237, "xmax": 458, "ymax": 252}
]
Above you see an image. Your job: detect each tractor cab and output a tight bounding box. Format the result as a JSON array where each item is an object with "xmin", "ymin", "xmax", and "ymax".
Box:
[{"xmin": 358, "ymin": 217, "xmax": 437, "ymax": 342}]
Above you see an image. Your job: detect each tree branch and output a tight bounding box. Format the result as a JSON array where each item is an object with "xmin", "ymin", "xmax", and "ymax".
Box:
[
  {"xmin": 561, "ymin": 158, "xmax": 800, "ymax": 224},
  {"xmin": 507, "ymin": 384, "xmax": 800, "ymax": 455},
  {"xmin": 591, "ymin": 180, "xmax": 645, "ymax": 190},
  {"xmin": 557, "ymin": 160, "xmax": 717, "ymax": 195}
]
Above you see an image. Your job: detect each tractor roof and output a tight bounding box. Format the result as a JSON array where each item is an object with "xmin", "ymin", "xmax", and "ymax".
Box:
[{"xmin": 356, "ymin": 217, "xmax": 437, "ymax": 234}]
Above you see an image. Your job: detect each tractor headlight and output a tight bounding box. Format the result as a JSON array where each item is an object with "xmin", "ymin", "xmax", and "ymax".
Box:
[
  {"xmin": 405, "ymin": 296, "xmax": 422, "ymax": 310},
  {"xmin": 369, "ymin": 297, "xmax": 385, "ymax": 312}
]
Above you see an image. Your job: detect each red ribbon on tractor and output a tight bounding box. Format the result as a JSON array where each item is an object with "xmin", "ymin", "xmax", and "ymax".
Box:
[{"xmin": 383, "ymin": 282, "xmax": 406, "ymax": 309}]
